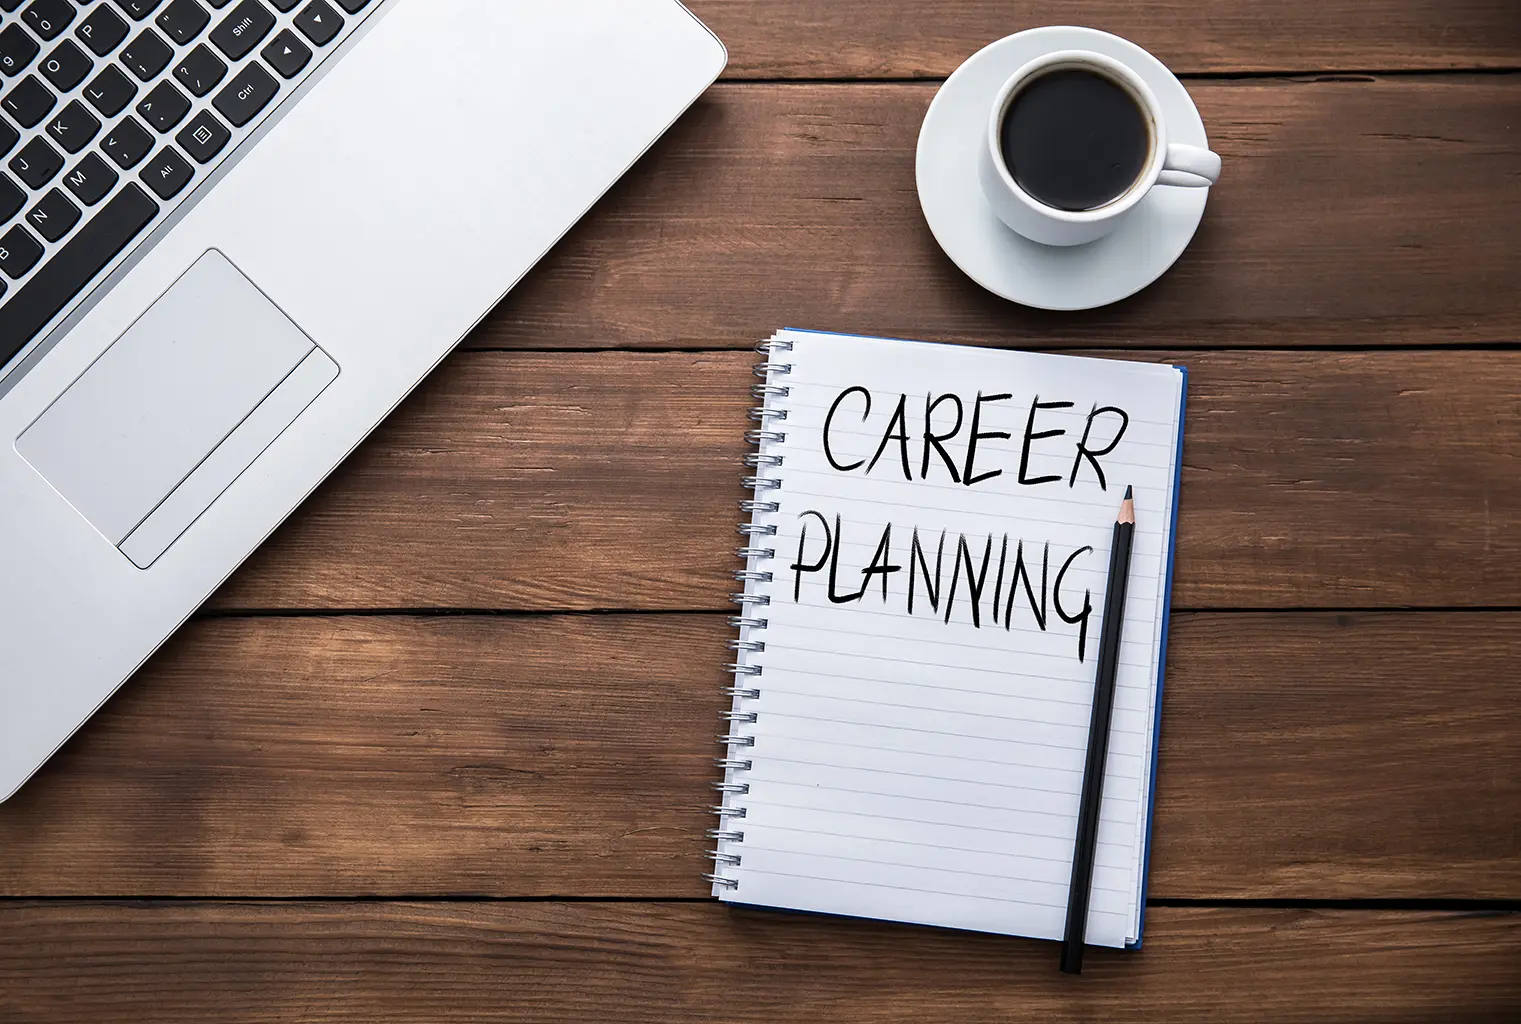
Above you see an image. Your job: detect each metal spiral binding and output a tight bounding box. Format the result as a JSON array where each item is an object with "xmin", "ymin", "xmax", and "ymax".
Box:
[{"xmin": 705, "ymin": 335, "xmax": 794, "ymax": 893}]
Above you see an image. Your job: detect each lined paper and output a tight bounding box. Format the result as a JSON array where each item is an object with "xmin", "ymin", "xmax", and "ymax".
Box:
[{"xmin": 714, "ymin": 330, "xmax": 1184, "ymax": 949}]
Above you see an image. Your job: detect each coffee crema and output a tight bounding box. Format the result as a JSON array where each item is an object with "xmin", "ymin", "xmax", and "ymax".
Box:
[{"xmin": 999, "ymin": 68, "xmax": 1150, "ymax": 212}]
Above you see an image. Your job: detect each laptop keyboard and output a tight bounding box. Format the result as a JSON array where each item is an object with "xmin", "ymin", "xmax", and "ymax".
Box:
[{"xmin": 0, "ymin": 0, "xmax": 373, "ymax": 374}]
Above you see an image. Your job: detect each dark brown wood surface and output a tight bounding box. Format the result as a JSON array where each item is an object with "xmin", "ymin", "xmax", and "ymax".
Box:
[
  {"xmin": 209, "ymin": 350, "xmax": 1521, "ymax": 612},
  {"xmin": 3, "ymin": 2, "xmax": 1519, "ymax": 1020},
  {"xmin": 4, "ymin": 904, "xmax": 1519, "ymax": 1023},
  {"xmin": 1, "ymin": 613, "xmax": 1517, "ymax": 898},
  {"xmin": 688, "ymin": 1, "xmax": 1521, "ymax": 76},
  {"xmin": 475, "ymin": 81, "xmax": 1521, "ymax": 351}
]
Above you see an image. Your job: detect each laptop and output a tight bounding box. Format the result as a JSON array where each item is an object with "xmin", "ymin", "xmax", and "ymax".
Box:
[{"xmin": 0, "ymin": 0, "xmax": 725, "ymax": 801}]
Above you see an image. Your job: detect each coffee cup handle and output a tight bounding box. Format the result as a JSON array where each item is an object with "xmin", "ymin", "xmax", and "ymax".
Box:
[{"xmin": 1157, "ymin": 143, "xmax": 1221, "ymax": 188}]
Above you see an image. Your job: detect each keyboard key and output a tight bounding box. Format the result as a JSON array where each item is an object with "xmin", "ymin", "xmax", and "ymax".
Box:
[
  {"xmin": 120, "ymin": 28, "xmax": 172, "ymax": 80},
  {"xmin": 40, "ymin": 40, "xmax": 93, "ymax": 92},
  {"xmin": 138, "ymin": 143, "xmax": 190, "ymax": 197},
  {"xmin": 26, "ymin": 186, "xmax": 78, "ymax": 241},
  {"xmin": 173, "ymin": 42, "xmax": 224, "ymax": 96},
  {"xmin": 3, "ymin": 75, "xmax": 54, "ymax": 127},
  {"xmin": 293, "ymin": 0, "xmax": 339, "ymax": 46},
  {"xmin": 136, "ymin": 79, "xmax": 188, "ymax": 132},
  {"xmin": 334, "ymin": 0, "xmax": 367, "ymax": 11},
  {"xmin": 204, "ymin": 0, "xmax": 230, "ymax": 6},
  {"xmin": 76, "ymin": 4, "xmax": 130, "ymax": 57},
  {"xmin": 212, "ymin": 58, "xmax": 274, "ymax": 126},
  {"xmin": 155, "ymin": 0, "xmax": 208, "ymax": 45},
  {"xmin": 101, "ymin": 114, "xmax": 151, "ymax": 167},
  {"xmin": 269, "ymin": 0, "xmax": 297, "ymax": 10},
  {"xmin": 9, "ymin": 135, "xmax": 61, "ymax": 187},
  {"xmin": 22, "ymin": 0, "xmax": 76, "ymax": 41},
  {"xmin": 0, "ymin": 183, "xmax": 158, "ymax": 361},
  {"xmin": 0, "ymin": 116, "xmax": 17, "ymax": 157},
  {"xmin": 0, "ymin": 223, "xmax": 43, "ymax": 277},
  {"xmin": 209, "ymin": 0, "xmax": 273, "ymax": 61},
  {"xmin": 62, "ymin": 150, "xmax": 117, "ymax": 204},
  {"xmin": 84, "ymin": 63, "xmax": 136, "ymax": 117},
  {"xmin": 2, "ymin": 75, "xmax": 55, "ymax": 129},
  {"xmin": 174, "ymin": 106, "xmax": 226, "ymax": 162},
  {"xmin": 260, "ymin": 29, "xmax": 308, "ymax": 78},
  {"xmin": 113, "ymin": 0, "xmax": 165, "ymax": 19},
  {"xmin": 0, "ymin": 172, "xmax": 24, "ymax": 220},
  {"xmin": 45, "ymin": 100, "xmax": 101, "ymax": 153},
  {"xmin": 0, "ymin": 0, "xmax": 18, "ymax": 12},
  {"xmin": 0, "ymin": 24, "xmax": 40, "ymax": 78}
]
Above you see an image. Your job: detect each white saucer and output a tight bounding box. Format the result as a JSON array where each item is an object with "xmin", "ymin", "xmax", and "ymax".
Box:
[{"xmin": 916, "ymin": 26, "xmax": 1211, "ymax": 310}]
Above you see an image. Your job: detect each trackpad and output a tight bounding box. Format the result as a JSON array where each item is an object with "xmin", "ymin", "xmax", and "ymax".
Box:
[{"xmin": 17, "ymin": 250, "xmax": 338, "ymax": 565}]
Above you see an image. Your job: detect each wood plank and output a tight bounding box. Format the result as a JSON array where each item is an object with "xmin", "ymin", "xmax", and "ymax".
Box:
[
  {"xmin": 2, "ymin": 613, "xmax": 1516, "ymax": 898},
  {"xmin": 210, "ymin": 349, "xmax": 1521, "ymax": 611},
  {"xmin": 690, "ymin": 1, "xmax": 1521, "ymax": 77},
  {"xmin": 467, "ymin": 81, "xmax": 1521, "ymax": 350},
  {"xmin": 2, "ymin": 902, "xmax": 1518, "ymax": 1022}
]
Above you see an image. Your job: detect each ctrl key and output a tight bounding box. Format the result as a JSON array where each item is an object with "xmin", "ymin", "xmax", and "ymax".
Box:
[{"xmin": 213, "ymin": 61, "xmax": 277, "ymax": 128}]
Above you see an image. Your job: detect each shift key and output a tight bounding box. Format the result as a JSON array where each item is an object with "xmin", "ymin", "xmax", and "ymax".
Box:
[
  {"xmin": 209, "ymin": 0, "xmax": 276, "ymax": 62},
  {"xmin": 213, "ymin": 61, "xmax": 277, "ymax": 127}
]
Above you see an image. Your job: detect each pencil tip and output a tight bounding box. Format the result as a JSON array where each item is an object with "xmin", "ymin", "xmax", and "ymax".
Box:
[{"xmin": 1118, "ymin": 485, "xmax": 1135, "ymax": 524}]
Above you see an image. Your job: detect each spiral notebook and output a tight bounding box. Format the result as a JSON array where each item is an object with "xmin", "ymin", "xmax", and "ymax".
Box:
[{"xmin": 709, "ymin": 330, "xmax": 1187, "ymax": 949}]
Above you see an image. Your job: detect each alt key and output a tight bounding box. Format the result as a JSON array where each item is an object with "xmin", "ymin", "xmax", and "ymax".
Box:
[{"xmin": 138, "ymin": 145, "xmax": 193, "ymax": 199}]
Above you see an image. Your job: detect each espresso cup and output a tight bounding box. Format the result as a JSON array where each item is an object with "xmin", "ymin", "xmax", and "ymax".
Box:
[{"xmin": 977, "ymin": 49, "xmax": 1220, "ymax": 247}]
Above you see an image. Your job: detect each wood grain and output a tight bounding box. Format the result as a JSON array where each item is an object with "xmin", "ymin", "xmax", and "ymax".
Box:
[
  {"xmin": 466, "ymin": 80, "xmax": 1521, "ymax": 351},
  {"xmin": 6, "ymin": 9, "xmax": 1517, "ymax": 1015},
  {"xmin": 2, "ymin": 613, "xmax": 1516, "ymax": 898},
  {"xmin": 208, "ymin": 349, "xmax": 1521, "ymax": 612},
  {"xmin": 3, "ymin": 902, "xmax": 1518, "ymax": 1023},
  {"xmin": 689, "ymin": 1, "xmax": 1521, "ymax": 77}
]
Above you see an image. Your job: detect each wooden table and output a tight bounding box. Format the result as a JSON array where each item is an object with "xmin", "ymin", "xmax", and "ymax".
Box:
[{"xmin": 4, "ymin": 2, "xmax": 1521, "ymax": 1020}]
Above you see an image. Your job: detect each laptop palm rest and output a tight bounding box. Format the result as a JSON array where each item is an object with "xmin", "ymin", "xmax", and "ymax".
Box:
[{"xmin": 16, "ymin": 249, "xmax": 338, "ymax": 568}]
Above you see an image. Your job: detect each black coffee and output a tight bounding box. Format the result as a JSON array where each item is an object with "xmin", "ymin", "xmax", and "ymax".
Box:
[{"xmin": 999, "ymin": 68, "xmax": 1150, "ymax": 212}]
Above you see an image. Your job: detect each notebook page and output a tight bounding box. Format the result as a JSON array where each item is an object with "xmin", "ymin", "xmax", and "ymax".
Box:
[{"xmin": 716, "ymin": 330, "xmax": 1184, "ymax": 948}]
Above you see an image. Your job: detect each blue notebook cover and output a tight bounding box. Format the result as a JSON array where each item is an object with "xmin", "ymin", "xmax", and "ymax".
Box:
[{"xmin": 1128, "ymin": 362, "xmax": 1186, "ymax": 950}]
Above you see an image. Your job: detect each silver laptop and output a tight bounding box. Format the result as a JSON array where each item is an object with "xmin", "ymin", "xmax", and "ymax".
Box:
[{"xmin": 0, "ymin": 0, "xmax": 725, "ymax": 801}]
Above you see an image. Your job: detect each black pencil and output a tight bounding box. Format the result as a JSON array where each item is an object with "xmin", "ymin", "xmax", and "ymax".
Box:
[{"xmin": 1060, "ymin": 485, "xmax": 1136, "ymax": 975}]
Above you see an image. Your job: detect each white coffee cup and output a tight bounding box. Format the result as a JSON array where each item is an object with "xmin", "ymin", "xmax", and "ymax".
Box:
[{"xmin": 977, "ymin": 49, "xmax": 1220, "ymax": 247}]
